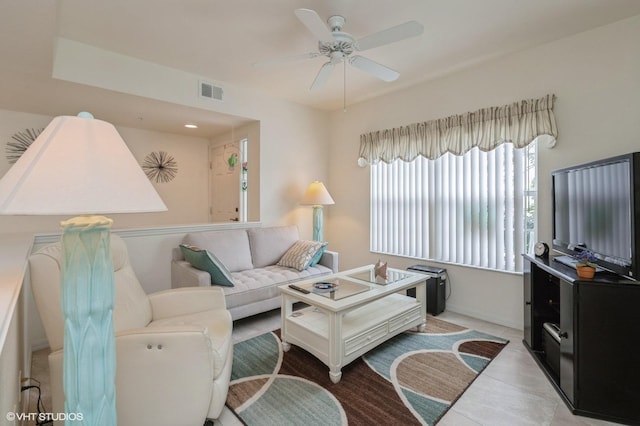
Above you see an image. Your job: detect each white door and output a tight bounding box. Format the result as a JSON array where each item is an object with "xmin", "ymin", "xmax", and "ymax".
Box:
[{"xmin": 210, "ymin": 143, "xmax": 240, "ymax": 222}]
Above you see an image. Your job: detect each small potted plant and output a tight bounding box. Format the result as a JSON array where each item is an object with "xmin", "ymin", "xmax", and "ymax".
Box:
[{"xmin": 574, "ymin": 250, "xmax": 597, "ymax": 279}]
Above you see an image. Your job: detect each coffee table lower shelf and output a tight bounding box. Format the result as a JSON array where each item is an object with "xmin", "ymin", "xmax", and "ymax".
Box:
[{"xmin": 282, "ymin": 293, "xmax": 424, "ymax": 383}]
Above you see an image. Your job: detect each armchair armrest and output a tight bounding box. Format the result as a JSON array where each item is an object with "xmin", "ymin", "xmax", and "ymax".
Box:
[
  {"xmin": 148, "ymin": 287, "xmax": 227, "ymax": 321},
  {"xmin": 319, "ymin": 250, "xmax": 339, "ymax": 272},
  {"xmin": 115, "ymin": 327, "xmax": 215, "ymax": 426},
  {"xmin": 171, "ymin": 259, "xmax": 211, "ymax": 288},
  {"xmin": 48, "ymin": 327, "xmax": 218, "ymax": 426}
]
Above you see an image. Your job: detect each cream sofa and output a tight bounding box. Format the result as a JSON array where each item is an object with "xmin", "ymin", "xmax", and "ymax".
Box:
[
  {"xmin": 30, "ymin": 235, "xmax": 233, "ymax": 425},
  {"xmin": 171, "ymin": 225, "xmax": 338, "ymax": 320}
]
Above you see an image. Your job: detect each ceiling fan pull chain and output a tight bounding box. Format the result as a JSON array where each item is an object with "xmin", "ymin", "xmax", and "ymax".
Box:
[{"xmin": 343, "ymin": 59, "xmax": 347, "ymax": 112}]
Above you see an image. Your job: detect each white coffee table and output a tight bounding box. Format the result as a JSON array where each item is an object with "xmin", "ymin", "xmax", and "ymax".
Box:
[{"xmin": 279, "ymin": 265, "xmax": 427, "ymax": 383}]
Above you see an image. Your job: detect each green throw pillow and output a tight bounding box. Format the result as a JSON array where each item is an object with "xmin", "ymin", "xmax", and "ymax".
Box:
[
  {"xmin": 179, "ymin": 244, "xmax": 235, "ymax": 287},
  {"xmin": 308, "ymin": 245, "xmax": 327, "ymax": 267}
]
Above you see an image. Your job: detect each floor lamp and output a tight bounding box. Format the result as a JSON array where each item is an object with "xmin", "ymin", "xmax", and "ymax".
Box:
[
  {"xmin": 300, "ymin": 181, "xmax": 334, "ymax": 241},
  {"xmin": 0, "ymin": 113, "xmax": 167, "ymax": 425}
]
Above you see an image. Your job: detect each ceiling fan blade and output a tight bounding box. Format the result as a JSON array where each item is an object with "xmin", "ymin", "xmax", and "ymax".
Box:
[
  {"xmin": 253, "ymin": 52, "xmax": 321, "ymax": 68},
  {"xmin": 356, "ymin": 21, "xmax": 424, "ymax": 51},
  {"xmin": 295, "ymin": 8, "xmax": 334, "ymax": 42},
  {"xmin": 349, "ymin": 55, "xmax": 399, "ymax": 82},
  {"xmin": 310, "ymin": 62, "xmax": 335, "ymax": 90}
]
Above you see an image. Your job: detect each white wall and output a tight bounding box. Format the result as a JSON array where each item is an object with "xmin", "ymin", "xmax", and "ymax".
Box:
[
  {"xmin": 0, "ymin": 294, "xmax": 24, "ymax": 422},
  {"xmin": 52, "ymin": 38, "xmax": 332, "ymax": 240},
  {"xmin": 210, "ymin": 121, "xmax": 261, "ymax": 223},
  {"xmin": 119, "ymin": 127, "xmax": 210, "ymax": 225},
  {"xmin": 2, "ymin": 40, "xmax": 331, "ymax": 238},
  {"xmin": 327, "ymin": 16, "xmax": 640, "ymax": 329},
  {"xmin": 0, "ymin": 234, "xmax": 32, "ymax": 424}
]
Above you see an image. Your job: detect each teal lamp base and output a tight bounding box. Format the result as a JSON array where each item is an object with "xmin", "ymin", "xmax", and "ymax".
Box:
[
  {"xmin": 61, "ymin": 216, "xmax": 117, "ymax": 425},
  {"xmin": 312, "ymin": 205, "xmax": 324, "ymax": 241}
]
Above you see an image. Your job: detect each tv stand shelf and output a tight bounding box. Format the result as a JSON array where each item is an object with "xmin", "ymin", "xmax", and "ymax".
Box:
[{"xmin": 523, "ymin": 254, "xmax": 640, "ymax": 425}]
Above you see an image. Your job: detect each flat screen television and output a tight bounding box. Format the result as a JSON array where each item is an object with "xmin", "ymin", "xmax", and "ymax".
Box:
[{"xmin": 552, "ymin": 152, "xmax": 640, "ymax": 279}]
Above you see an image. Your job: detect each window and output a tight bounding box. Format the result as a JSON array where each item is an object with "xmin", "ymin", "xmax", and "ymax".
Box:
[
  {"xmin": 370, "ymin": 142, "xmax": 534, "ymax": 273},
  {"xmin": 523, "ymin": 141, "xmax": 537, "ymax": 257}
]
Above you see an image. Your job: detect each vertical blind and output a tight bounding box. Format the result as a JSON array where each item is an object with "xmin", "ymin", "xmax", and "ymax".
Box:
[
  {"xmin": 371, "ymin": 144, "xmax": 524, "ymax": 272},
  {"xmin": 363, "ymin": 95, "xmax": 556, "ymax": 273}
]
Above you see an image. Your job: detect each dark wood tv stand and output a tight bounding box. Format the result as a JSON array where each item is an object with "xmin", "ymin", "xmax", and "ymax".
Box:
[{"xmin": 523, "ymin": 254, "xmax": 640, "ymax": 425}]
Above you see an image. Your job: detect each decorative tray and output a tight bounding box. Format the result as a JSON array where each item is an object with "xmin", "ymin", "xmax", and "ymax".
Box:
[{"xmin": 313, "ymin": 282, "xmax": 338, "ymax": 292}]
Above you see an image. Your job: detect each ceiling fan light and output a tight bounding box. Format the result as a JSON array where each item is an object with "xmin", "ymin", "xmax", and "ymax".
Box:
[{"xmin": 330, "ymin": 51, "xmax": 345, "ymax": 63}]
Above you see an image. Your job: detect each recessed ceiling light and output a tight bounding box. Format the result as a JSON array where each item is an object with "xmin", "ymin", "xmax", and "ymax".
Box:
[{"xmin": 184, "ymin": 123, "xmax": 198, "ymax": 129}]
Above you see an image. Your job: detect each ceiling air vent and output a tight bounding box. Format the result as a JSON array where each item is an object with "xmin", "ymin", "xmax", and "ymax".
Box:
[{"xmin": 199, "ymin": 80, "xmax": 224, "ymax": 101}]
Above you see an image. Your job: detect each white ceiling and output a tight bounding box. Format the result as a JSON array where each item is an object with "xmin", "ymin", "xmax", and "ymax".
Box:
[{"xmin": 1, "ymin": 0, "xmax": 640, "ymax": 136}]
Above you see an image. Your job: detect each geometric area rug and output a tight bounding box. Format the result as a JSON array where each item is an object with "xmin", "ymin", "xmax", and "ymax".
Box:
[{"xmin": 226, "ymin": 318, "xmax": 509, "ymax": 425}]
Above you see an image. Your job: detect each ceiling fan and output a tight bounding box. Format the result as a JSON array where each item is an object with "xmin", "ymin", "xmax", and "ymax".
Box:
[{"xmin": 256, "ymin": 8, "xmax": 424, "ymax": 91}]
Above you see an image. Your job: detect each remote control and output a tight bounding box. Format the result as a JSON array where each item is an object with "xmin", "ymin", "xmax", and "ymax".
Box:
[{"xmin": 288, "ymin": 284, "xmax": 310, "ymax": 294}]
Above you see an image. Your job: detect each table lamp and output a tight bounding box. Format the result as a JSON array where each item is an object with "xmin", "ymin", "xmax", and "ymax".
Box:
[
  {"xmin": 0, "ymin": 112, "xmax": 167, "ymax": 425},
  {"xmin": 300, "ymin": 181, "xmax": 334, "ymax": 241}
]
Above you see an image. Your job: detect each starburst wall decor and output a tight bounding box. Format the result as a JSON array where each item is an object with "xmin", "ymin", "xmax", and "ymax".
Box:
[
  {"xmin": 142, "ymin": 151, "xmax": 178, "ymax": 183},
  {"xmin": 5, "ymin": 128, "xmax": 43, "ymax": 163}
]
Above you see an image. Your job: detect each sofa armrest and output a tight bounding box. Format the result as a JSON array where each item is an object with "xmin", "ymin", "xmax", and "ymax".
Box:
[
  {"xmin": 171, "ymin": 259, "xmax": 211, "ymax": 288},
  {"xmin": 149, "ymin": 287, "xmax": 227, "ymax": 320},
  {"xmin": 319, "ymin": 250, "xmax": 339, "ymax": 272}
]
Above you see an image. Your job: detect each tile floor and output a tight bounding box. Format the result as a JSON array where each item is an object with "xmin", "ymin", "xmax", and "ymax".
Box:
[{"xmin": 28, "ymin": 310, "xmax": 624, "ymax": 426}]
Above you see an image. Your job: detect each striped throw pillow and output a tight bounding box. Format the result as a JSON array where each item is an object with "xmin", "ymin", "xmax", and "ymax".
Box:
[{"xmin": 277, "ymin": 240, "xmax": 328, "ymax": 271}]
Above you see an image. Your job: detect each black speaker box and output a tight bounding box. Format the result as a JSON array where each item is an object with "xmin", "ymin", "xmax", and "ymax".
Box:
[{"xmin": 406, "ymin": 264, "xmax": 446, "ymax": 316}]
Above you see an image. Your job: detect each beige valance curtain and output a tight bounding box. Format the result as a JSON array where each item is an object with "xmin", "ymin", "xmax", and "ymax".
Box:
[{"xmin": 358, "ymin": 94, "xmax": 557, "ymax": 164}]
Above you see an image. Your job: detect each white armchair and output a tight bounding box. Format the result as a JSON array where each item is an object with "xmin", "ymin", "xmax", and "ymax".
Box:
[{"xmin": 29, "ymin": 235, "xmax": 233, "ymax": 426}]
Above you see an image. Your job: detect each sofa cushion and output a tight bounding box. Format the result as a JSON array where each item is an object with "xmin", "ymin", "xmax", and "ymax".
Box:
[
  {"xmin": 184, "ymin": 230, "xmax": 253, "ymax": 272},
  {"xmin": 179, "ymin": 244, "xmax": 235, "ymax": 287},
  {"xmin": 221, "ymin": 264, "xmax": 333, "ymax": 309},
  {"xmin": 248, "ymin": 225, "xmax": 299, "ymax": 268},
  {"xmin": 277, "ymin": 240, "xmax": 328, "ymax": 271}
]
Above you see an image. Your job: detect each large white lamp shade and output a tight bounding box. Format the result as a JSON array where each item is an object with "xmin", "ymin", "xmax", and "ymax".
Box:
[{"xmin": 0, "ymin": 114, "xmax": 166, "ymax": 214}]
